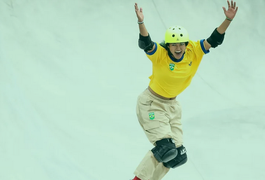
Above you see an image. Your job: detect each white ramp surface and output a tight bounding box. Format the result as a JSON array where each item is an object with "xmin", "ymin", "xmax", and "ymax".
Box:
[{"xmin": 0, "ymin": 0, "xmax": 264, "ymax": 180}]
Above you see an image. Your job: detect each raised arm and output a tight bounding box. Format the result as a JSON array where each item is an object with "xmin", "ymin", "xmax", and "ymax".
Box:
[
  {"xmin": 204, "ymin": 0, "xmax": 238, "ymax": 50},
  {"xmin": 134, "ymin": 3, "xmax": 155, "ymax": 52}
]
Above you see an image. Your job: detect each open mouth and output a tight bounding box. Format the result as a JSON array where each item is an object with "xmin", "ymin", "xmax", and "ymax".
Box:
[{"xmin": 175, "ymin": 51, "xmax": 182, "ymax": 55}]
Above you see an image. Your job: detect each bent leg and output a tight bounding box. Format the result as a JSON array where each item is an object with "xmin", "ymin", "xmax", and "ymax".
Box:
[
  {"xmin": 151, "ymin": 138, "xmax": 177, "ymax": 163},
  {"xmin": 134, "ymin": 90, "xmax": 176, "ymax": 179},
  {"xmin": 163, "ymin": 145, "xmax": 188, "ymax": 168},
  {"xmin": 149, "ymin": 163, "xmax": 170, "ymax": 180},
  {"xmin": 169, "ymin": 100, "xmax": 183, "ymax": 147},
  {"xmin": 134, "ymin": 138, "xmax": 177, "ymax": 180},
  {"xmin": 134, "ymin": 151, "xmax": 159, "ymax": 180}
]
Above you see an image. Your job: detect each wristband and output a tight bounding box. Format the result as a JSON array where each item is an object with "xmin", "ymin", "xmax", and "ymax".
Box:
[
  {"xmin": 138, "ymin": 21, "xmax": 144, "ymax": 24},
  {"xmin": 226, "ymin": 17, "xmax": 233, "ymax": 21}
]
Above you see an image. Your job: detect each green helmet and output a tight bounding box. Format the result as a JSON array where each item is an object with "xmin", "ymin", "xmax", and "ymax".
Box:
[{"xmin": 165, "ymin": 26, "xmax": 189, "ymax": 44}]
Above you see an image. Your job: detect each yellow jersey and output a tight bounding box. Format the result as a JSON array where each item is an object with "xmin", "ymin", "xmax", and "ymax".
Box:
[{"xmin": 146, "ymin": 40, "xmax": 209, "ymax": 98}]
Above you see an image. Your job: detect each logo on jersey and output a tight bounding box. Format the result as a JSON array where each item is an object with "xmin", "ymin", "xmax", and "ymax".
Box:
[
  {"xmin": 149, "ymin": 112, "xmax": 155, "ymax": 120},
  {"xmin": 169, "ymin": 63, "xmax": 175, "ymax": 71},
  {"xmin": 189, "ymin": 61, "xmax": 192, "ymax": 66}
]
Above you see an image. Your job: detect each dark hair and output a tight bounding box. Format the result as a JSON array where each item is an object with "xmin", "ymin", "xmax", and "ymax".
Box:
[
  {"xmin": 160, "ymin": 41, "xmax": 189, "ymax": 50},
  {"xmin": 159, "ymin": 41, "xmax": 169, "ymax": 50},
  {"xmin": 160, "ymin": 41, "xmax": 189, "ymax": 58}
]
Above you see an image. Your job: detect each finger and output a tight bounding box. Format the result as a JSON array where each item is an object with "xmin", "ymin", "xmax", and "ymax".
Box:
[
  {"xmin": 234, "ymin": 1, "xmax": 237, "ymax": 9},
  {"xmin": 135, "ymin": 3, "xmax": 138, "ymax": 11},
  {"xmin": 222, "ymin": 7, "xmax": 226, "ymax": 13},
  {"xmin": 140, "ymin": 7, "xmax": 143, "ymax": 13},
  {"xmin": 231, "ymin": 0, "xmax": 234, "ymax": 8},
  {"xmin": 227, "ymin": 0, "xmax": 231, "ymax": 8}
]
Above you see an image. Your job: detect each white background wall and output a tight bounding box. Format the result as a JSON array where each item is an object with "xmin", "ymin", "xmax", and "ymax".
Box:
[{"xmin": 0, "ymin": 0, "xmax": 264, "ymax": 180}]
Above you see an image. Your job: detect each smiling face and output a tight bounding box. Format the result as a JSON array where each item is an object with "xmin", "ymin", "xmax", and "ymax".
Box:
[{"xmin": 168, "ymin": 42, "xmax": 187, "ymax": 60}]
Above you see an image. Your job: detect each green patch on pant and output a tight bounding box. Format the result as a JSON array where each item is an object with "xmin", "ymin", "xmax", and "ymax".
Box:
[{"xmin": 149, "ymin": 112, "xmax": 155, "ymax": 120}]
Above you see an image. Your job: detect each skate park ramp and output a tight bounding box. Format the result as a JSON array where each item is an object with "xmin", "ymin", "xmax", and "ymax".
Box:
[{"xmin": 0, "ymin": 0, "xmax": 264, "ymax": 180}]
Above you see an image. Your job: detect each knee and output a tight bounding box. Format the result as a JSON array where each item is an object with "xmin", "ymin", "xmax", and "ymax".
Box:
[
  {"xmin": 163, "ymin": 145, "xmax": 188, "ymax": 169},
  {"xmin": 151, "ymin": 138, "xmax": 177, "ymax": 163}
]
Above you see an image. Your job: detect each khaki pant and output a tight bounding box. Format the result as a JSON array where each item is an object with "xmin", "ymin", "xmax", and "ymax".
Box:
[{"xmin": 134, "ymin": 89, "xmax": 183, "ymax": 180}]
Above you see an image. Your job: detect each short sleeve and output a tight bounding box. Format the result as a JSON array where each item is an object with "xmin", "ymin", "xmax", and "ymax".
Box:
[{"xmin": 145, "ymin": 42, "xmax": 166, "ymax": 64}]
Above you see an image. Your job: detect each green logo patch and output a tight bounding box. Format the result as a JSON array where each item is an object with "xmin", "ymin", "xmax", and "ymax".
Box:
[
  {"xmin": 149, "ymin": 112, "xmax": 155, "ymax": 120},
  {"xmin": 169, "ymin": 63, "xmax": 175, "ymax": 71}
]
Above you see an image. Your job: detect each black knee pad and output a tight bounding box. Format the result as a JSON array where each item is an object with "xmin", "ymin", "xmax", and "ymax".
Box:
[
  {"xmin": 151, "ymin": 138, "xmax": 177, "ymax": 163},
  {"xmin": 163, "ymin": 145, "xmax": 187, "ymax": 168}
]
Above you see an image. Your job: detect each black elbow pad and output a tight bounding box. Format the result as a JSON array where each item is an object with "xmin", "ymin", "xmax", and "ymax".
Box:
[
  {"xmin": 207, "ymin": 28, "xmax": 225, "ymax": 48},
  {"xmin": 138, "ymin": 34, "xmax": 154, "ymax": 52}
]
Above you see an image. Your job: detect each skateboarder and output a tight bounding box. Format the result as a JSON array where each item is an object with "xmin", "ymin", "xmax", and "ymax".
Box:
[{"xmin": 132, "ymin": 1, "xmax": 238, "ymax": 180}]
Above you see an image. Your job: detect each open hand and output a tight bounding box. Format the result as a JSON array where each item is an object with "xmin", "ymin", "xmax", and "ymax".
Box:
[
  {"xmin": 223, "ymin": 0, "xmax": 238, "ymax": 20},
  {"xmin": 134, "ymin": 3, "xmax": 144, "ymax": 22}
]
